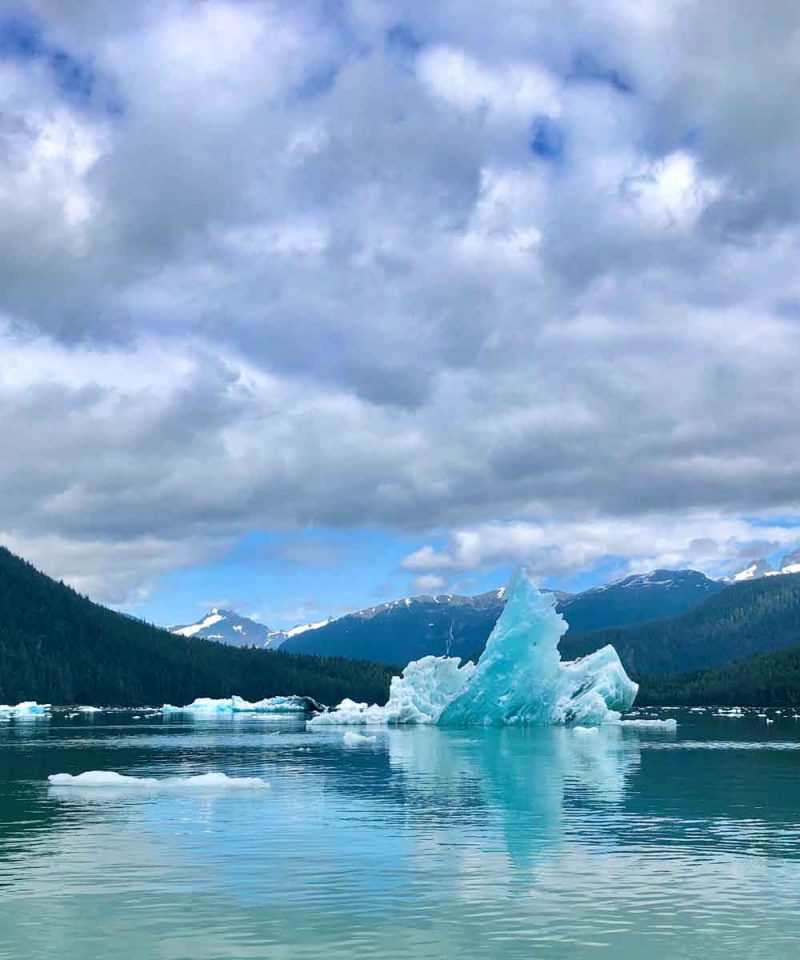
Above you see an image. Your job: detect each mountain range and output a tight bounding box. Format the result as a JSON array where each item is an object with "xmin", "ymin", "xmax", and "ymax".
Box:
[
  {"xmin": 276, "ymin": 569, "xmax": 725, "ymax": 665},
  {"xmin": 4, "ymin": 542, "xmax": 800, "ymax": 707},
  {"xmin": 170, "ymin": 608, "xmax": 329, "ymax": 649},
  {"xmin": 560, "ymin": 572, "xmax": 800, "ymax": 678},
  {"xmin": 728, "ymin": 549, "xmax": 800, "ymax": 582}
]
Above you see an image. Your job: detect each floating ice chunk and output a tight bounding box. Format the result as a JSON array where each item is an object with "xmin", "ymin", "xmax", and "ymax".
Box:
[
  {"xmin": 616, "ymin": 718, "xmax": 678, "ymax": 731},
  {"xmin": 439, "ymin": 570, "xmax": 637, "ymax": 726},
  {"xmin": 716, "ymin": 707, "xmax": 744, "ymax": 717},
  {"xmin": 230, "ymin": 695, "xmax": 322, "ymax": 713},
  {"xmin": 309, "ymin": 656, "xmax": 475, "ymax": 726},
  {"xmin": 0, "ymin": 701, "xmax": 50, "ymax": 715},
  {"xmin": 573, "ymin": 726, "xmax": 599, "ymax": 735},
  {"xmin": 47, "ymin": 770, "xmax": 269, "ymax": 789},
  {"xmin": 313, "ymin": 568, "xmax": 637, "ymax": 728},
  {"xmin": 77, "ymin": 706, "xmax": 102, "ymax": 713},
  {"xmin": 553, "ymin": 644, "xmax": 637, "ymax": 726},
  {"xmin": 162, "ymin": 695, "xmax": 319, "ymax": 714},
  {"xmin": 342, "ymin": 731, "xmax": 377, "ymax": 746}
]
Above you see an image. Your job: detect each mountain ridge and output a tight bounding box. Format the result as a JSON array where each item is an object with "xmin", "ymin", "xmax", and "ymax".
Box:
[
  {"xmin": 559, "ymin": 572, "xmax": 800, "ymax": 678},
  {"xmin": 170, "ymin": 607, "xmax": 329, "ymax": 649},
  {"xmin": 280, "ymin": 569, "xmax": 724, "ymax": 664}
]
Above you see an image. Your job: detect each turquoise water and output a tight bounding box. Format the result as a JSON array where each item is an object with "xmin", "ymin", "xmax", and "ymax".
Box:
[{"xmin": 2, "ymin": 709, "xmax": 800, "ymax": 959}]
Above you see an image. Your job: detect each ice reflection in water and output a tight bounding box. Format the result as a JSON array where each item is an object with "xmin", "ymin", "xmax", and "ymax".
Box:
[{"xmin": 0, "ymin": 712, "xmax": 799, "ymax": 959}]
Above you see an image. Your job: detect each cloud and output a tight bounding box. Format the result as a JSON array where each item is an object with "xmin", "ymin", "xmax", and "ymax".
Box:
[
  {"xmin": 411, "ymin": 574, "xmax": 447, "ymax": 594},
  {"xmin": 402, "ymin": 516, "xmax": 800, "ymax": 581},
  {"xmin": 2, "ymin": 1, "xmax": 800, "ymax": 599}
]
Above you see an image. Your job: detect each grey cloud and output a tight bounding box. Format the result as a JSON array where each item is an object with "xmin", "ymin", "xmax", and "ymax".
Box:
[{"xmin": 2, "ymin": 1, "xmax": 800, "ymax": 598}]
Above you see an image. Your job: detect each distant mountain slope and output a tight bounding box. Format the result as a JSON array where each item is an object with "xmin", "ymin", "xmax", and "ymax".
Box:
[
  {"xmin": 283, "ymin": 570, "xmax": 722, "ymax": 665},
  {"xmin": 557, "ymin": 570, "xmax": 725, "ymax": 636},
  {"xmin": 0, "ymin": 547, "xmax": 392, "ymax": 706},
  {"xmin": 639, "ymin": 644, "xmax": 800, "ymax": 707},
  {"xmin": 171, "ymin": 608, "xmax": 273, "ymax": 647},
  {"xmin": 560, "ymin": 573, "xmax": 800, "ymax": 678},
  {"xmin": 170, "ymin": 608, "xmax": 329, "ymax": 649},
  {"xmin": 727, "ymin": 548, "xmax": 800, "ymax": 582},
  {"xmin": 283, "ymin": 590, "xmax": 506, "ymax": 665}
]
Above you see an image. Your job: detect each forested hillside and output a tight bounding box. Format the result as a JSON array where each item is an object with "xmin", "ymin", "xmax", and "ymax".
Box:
[
  {"xmin": 638, "ymin": 645, "xmax": 800, "ymax": 707},
  {"xmin": 0, "ymin": 547, "xmax": 393, "ymax": 706},
  {"xmin": 559, "ymin": 573, "xmax": 800, "ymax": 677}
]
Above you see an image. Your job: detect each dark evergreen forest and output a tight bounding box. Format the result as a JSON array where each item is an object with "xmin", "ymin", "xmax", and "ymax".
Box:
[{"xmin": 0, "ymin": 547, "xmax": 393, "ymax": 707}]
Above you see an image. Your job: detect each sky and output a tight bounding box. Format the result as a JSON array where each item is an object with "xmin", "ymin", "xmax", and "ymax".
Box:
[{"xmin": 3, "ymin": 1, "xmax": 800, "ymax": 629}]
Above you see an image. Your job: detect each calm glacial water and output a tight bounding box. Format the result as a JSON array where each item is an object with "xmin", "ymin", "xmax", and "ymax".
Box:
[{"xmin": 2, "ymin": 708, "xmax": 800, "ymax": 959}]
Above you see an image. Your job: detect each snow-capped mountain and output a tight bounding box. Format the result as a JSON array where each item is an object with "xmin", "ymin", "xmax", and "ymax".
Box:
[
  {"xmin": 170, "ymin": 608, "xmax": 329, "ymax": 650},
  {"xmin": 780, "ymin": 548, "xmax": 800, "ymax": 575},
  {"xmin": 281, "ymin": 570, "xmax": 724, "ymax": 665},
  {"xmin": 728, "ymin": 559, "xmax": 776, "ymax": 582},
  {"xmin": 727, "ymin": 550, "xmax": 800, "ymax": 583}
]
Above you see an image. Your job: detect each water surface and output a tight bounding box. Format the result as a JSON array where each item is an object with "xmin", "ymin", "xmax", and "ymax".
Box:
[{"xmin": 1, "ymin": 708, "xmax": 799, "ymax": 958}]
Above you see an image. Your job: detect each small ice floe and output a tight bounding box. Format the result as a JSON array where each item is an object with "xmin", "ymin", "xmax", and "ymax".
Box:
[
  {"xmin": 47, "ymin": 770, "xmax": 269, "ymax": 790},
  {"xmin": 77, "ymin": 706, "xmax": 102, "ymax": 713},
  {"xmin": 716, "ymin": 707, "xmax": 744, "ymax": 717},
  {"xmin": 342, "ymin": 731, "xmax": 377, "ymax": 746},
  {"xmin": 766, "ymin": 718, "xmax": 774, "ymax": 724},
  {"xmin": 572, "ymin": 725, "xmax": 599, "ymax": 736},
  {"xmin": 0, "ymin": 701, "xmax": 50, "ymax": 715},
  {"xmin": 616, "ymin": 718, "xmax": 678, "ymax": 731},
  {"xmin": 161, "ymin": 695, "xmax": 319, "ymax": 715}
]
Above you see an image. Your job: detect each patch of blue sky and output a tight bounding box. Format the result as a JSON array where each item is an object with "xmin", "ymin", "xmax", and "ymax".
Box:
[
  {"xmin": 294, "ymin": 62, "xmax": 339, "ymax": 100},
  {"xmin": 0, "ymin": 11, "xmax": 122, "ymax": 114},
  {"xmin": 121, "ymin": 528, "xmax": 424, "ymax": 630},
  {"xmin": 530, "ymin": 115, "xmax": 564, "ymax": 160},
  {"xmin": 568, "ymin": 51, "xmax": 633, "ymax": 94},
  {"xmin": 385, "ymin": 24, "xmax": 421, "ymax": 58}
]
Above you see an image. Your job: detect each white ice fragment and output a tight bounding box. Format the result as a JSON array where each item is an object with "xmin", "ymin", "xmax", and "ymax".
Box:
[
  {"xmin": 616, "ymin": 718, "xmax": 678, "ymax": 731},
  {"xmin": 0, "ymin": 701, "xmax": 50, "ymax": 715},
  {"xmin": 342, "ymin": 731, "xmax": 377, "ymax": 746},
  {"xmin": 309, "ymin": 656, "xmax": 475, "ymax": 726},
  {"xmin": 573, "ymin": 726, "xmax": 599, "ymax": 735},
  {"xmin": 47, "ymin": 770, "xmax": 269, "ymax": 789},
  {"xmin": 77, "ymin": 706, "xmax": 102, "ymax": 713},
  {"xmin": 161, "ymin": 695, "xmax": 317, "ymax": 714}
]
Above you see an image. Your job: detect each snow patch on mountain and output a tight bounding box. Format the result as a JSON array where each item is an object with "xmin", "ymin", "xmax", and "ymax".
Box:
[
  {"xmin": 169, "ymin": 608, "xmax": 330, "ymax": 649},
  {"xmin": 727, "ymin": 550, "xmax": 800, "ymax": 583}
]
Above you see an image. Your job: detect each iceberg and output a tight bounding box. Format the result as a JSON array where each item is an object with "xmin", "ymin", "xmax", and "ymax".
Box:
[
  {"xmin": 161, "ymin": 695, "xmax": 321, "ymax": 715},
  {"xmin": 310, "ymin": 568, "xmax": 637, "ymax": 728}
]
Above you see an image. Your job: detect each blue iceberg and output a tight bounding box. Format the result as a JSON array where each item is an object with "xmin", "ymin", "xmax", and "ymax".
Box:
[{"xmin": 310, "ymin": 568, "xmax": 637, "ymax": 728}]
